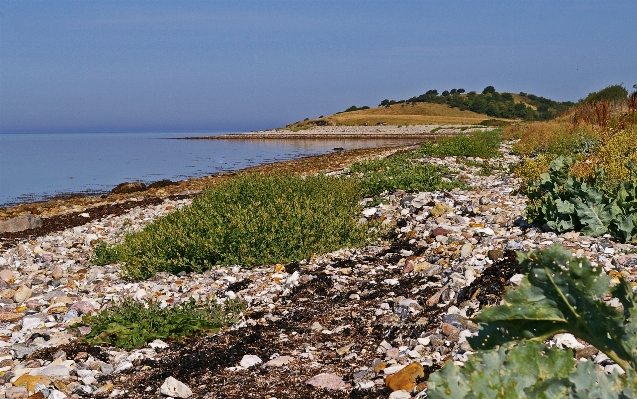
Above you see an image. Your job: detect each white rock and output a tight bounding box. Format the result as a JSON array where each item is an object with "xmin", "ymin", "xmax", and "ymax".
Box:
[
  {"xmin": 389, "ymin": 390, "xmax": 412, "ymax": 399},
  {"xmin": 49, "ymin": 391, "xmax": 69, "ymax": 399},
  {"xmin": 604, "ymin": 364, "xmax": 625, "ymax": 375},
  {"xmin": 133, "ymin": 288, "xmax": 147, "ymax": 301},
  {"xmin": 80, "ymin": 213, "xmax": 90, "ymax": 218},
  {"xmin": 148, "ymin": 339, "xmax": 169, "ymax": 349},
  {"xmin": 554, "ymin": 333, "xmax": 585, "ymax": 350},
  {"xmin": 509, "ymin": 274, "xmax": 524, "ymax": 286},
  {"xmin": 265, "ymin": 355, "xmax": 294, "ymax": 367},
  {"xmin": 85, "ymin": 234, "xmax": 99, "ymax": 247},
  {"xmin": 362, "ymin": 208, "xmax": 377, "ymax": 217},
  {"xmin": 240, "ymin": 355, "xmax": 262, "ymax": 368},
  {"xmin": 475, "ymin": 227, "xmax": 495, "ymax": 236},
  {"xmin": 383, "ymin": 279, "xmax": 399, "ymax": 286},
  {"xmin": 114, "ymin": 361, "xmax": 133, "ymax": 373},
  {"xmin": 417, "ymin": 337, "xmax": 430, "ymax": 346},
  {"xmin": 21, "ymin": 317, "xmax": 43, "ymax": 331},
  {"xmin": 0, "ymin": 257, "xmax": 6, "ymax": 266},
  {"xmin": 160, "ymin": 376, "xmax": 193, "ymax": 398},
  {"xmin": 383, "ymin": 365, "xmax": 406, "ymax": 375},
  {"xmin": 356, "ymin": 380, "xmax": 375, "ymax": 389}
]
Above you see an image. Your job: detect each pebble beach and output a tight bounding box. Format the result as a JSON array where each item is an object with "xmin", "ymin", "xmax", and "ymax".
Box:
[{"xmin": 0, "ymin": 130, "xmax": 635, "ymax": 398}]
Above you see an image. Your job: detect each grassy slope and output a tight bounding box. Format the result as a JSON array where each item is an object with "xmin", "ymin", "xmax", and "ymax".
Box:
[{"xmin": 289, "ymin": 102, "xmax": 502, "ymax": 128}]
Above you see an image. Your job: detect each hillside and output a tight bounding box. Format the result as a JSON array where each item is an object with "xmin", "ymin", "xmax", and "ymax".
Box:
[
  {"xmin": 287, "ymin": 86, "xmax": 575, "ymax": 128},
  {"xmin": 288, "ymin": 102, "xmax": 498, "ymax": 129}
]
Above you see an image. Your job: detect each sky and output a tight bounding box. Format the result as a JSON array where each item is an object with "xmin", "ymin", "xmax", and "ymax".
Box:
[{"xmin": 1, "ymin": 1, "xmax": 636, "ymax": 133}]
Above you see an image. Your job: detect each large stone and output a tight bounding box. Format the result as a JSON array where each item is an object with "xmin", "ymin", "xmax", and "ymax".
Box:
[
  {"xmin": 306, "ymin": 373, "xmax": 349, "ymax": 390},
  {"xmin": 264, "ymin": 356, "xmax": 294, "ymax": 367},
  {"xmin": 14, "ymin": 286, "xmax": 33, "ymax": 303},
  {"xmin": 5, "ymin": 386, "xmax": 28, "ymax": 399},
  {"xmin": 385, "ymin": 362, "xmax": 424, "ymax": 392},
  {"xmin": 239, "ymin": 355, "xmax": 262, "ymax": 368},
  {"xmin": 110, "ymin": 182, "xmax": 147, "ymax": 195},
  {"xmin": 13, "ymin": 375, "xmax": 51, "ymax": 393},
  {"xmin": 0, "ymin": 215, "xmax": 42, "ymax": 233},
  {"xmin": 160, "ymin": 376, "xmax": 192, "ymax": 398}
]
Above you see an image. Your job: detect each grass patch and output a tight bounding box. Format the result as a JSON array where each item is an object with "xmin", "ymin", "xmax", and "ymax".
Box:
[
  {"xmin": 90, "ymin": 241, "xmax": 120, "ymax": 266},
  {"xmin": 113, "ymin": 174, "xmax": 371, "ymax": 279},
  {"xmin": 416, "ymin": 129, "xmax": 502, "ymax": 158},
  {"xmin": 350, "ymin": 153, "xmax": 466, "ymax": 197},
  {"xmin": 75, "ymin": 297, "xmax": 246, "ymax": 350}
]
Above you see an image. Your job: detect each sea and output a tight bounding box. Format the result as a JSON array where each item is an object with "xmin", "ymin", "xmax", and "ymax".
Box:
[{"xmin": 0, "ymin": 131, "xmax": 411, "ymax": 207}]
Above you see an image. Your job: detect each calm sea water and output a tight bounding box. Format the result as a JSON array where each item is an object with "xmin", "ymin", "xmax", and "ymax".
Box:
[{"xmin": 0, "ymin": 132, "xmax": 410, "ymax": 207}]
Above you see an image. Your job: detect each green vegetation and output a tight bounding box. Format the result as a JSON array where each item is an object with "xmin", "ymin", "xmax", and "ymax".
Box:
[
  {"xmin": 525, "ymin": 156, "xmax": 637, "ymax": 243},
  {"xmin": 92, "ymin": 129, "xmax": 504, "ymax": 279},
  {"xmin": 111, "ymin": 174, "xmax": 371, "ymax": 279},
  {"xmin": 429, "ymin": 245, "xmax": 637, "ymax": 397},
  {"xmin": 350, "ymin": 155, "xmax": 466, "ymax": 198},
  {"xmin": 75, "ymin": 297, "xmax": 246, "ymax": 350},
  {"xmin": 417, "ymin": 129, "xmax": 502, "ymax": 158},
  {"xmin": 583, "ymin": 84, "xmax": 629, "ymax": 104},
  {"xmin": 380, "ymin": 86, "xmax": 574, "ymax": 121},
  {"xmin": 340, "ymin": 105, "xmax": 370, "ymax": 113}
]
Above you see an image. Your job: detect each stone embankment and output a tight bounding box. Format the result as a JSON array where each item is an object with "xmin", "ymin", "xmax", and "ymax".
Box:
[{"xmin": 0, "ymin": 142, "xmax": 634, "ymax": 398}]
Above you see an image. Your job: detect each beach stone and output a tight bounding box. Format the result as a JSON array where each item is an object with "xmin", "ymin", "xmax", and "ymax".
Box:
[
  {"xmin": 47, "ymin": 391, "xmax": 67, "ymax": 399},
  {"xmin": 0, "ymin": 269, "xmax": 16, "ymax": 283},
  {"xmin": 441, "ymin": 323, "xmax": 460, "ymax": 341},
  {"xmin": 389, "ymin": 390, "xmax": 412, "ymax": 399},
  {"xmin": 265, "ymin": 356, "xmax": 294, "ymax": 367},
  {"xmin": 306, "ymin": 373, "xmax": 349, "ymax": 390},
  {"xmin": 240, "ymin": 355, "xmax": 262, "ymax": 368},
  {"xmin": 51, "ymin": 266, "xmax": 65, "ymax": 280},
  {"xmin": 14, "ymin": 286, "xmax": 33, "ymax": 303},
  {"xmin": 385, "ymin": 362, "xmax": 424, "ymax": 392},
  {"xmin": 460, "ymin": 243, "xmax": 473, "ymax": 258},
  {"xmin": 160, "ymin": 376, "xmax": 192, "ymax": 398},
  {"xmin": 110, "ymin": 182, "xmax": 147, "ymax": 195},
  {"xmin": 69, "ymin": 301, "xmax": 95, "ymax": 316},
  {"xmin": 430, "ymin": 203, "xmax": 453, "ymax": 217},
  {"xmin": 576, "ymin": 346, "xmax": 599, "ymax": 359},
  {"xmin": 13, "ymin": 375, "xmax": 51, "ymax": 393},
  {"xmin": 487, "ymin": 250, "xmax": 504, "ymax": 260},
  {"xmin": 5, "ymin": 386, "xmax": 28, "ymax": 399},
  {"xmin": 0, "ymin": 215, "xmax": 42, "ymax": 233},
  {"xmin": 432, "ymin": 227, "xmax": 449, "ymax": 237}
]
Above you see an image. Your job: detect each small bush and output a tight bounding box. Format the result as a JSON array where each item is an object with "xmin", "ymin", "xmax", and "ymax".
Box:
[
  {"xmin": 114, "ymin": 174, "xmax": 371, "ymax": 279},
  {"xmin": 417, "ymin": 129, "xmax": 502, "ymax": 158},
  {"xmin": 350, "ymin": 152, "xmax": 466, "ymax": 197},
  {"xmin": 76, "ymin": 297, "xmax": 246, "ymax": 350},
  {"xmin": 90, "ymin": 242, "xmax": 120, "ymax": 266}
]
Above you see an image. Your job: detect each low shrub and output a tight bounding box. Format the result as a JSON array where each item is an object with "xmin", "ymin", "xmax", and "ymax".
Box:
[
  {"xmin": 90, "ymin": 241, "xmax": 119, "ymax": 266},
  {"xmin": 349, "ymin": 153, "xmax": 467, "ymax": 197},
  {"xmin": 75, "ymin": 297, "xmax": 246, "ymax": 350},
  {"xmin": 505, "ymin": 122, "xmax": 598, "ymax": 156},
  {"xmin": 114, "ymin": 174, "xmax": 372, "ymax": 279},
  {"xmin": 417, "ymin": 129, "xmax": 502, "ymax": 159},
  {"xmin": 428, "ymin": 245, "xmax": 637, "ymax": 397}
]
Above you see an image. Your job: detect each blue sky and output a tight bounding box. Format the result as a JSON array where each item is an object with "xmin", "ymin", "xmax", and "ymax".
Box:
[{"xmin": 1, "ymin": 1, "xmax": 636, "ymax": 133}]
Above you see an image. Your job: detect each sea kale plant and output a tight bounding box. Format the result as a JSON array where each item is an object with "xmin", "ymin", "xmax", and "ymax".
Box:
[
  {"xmin": 525, "ymin": 156, "xmax": 637, "ymax": 243},
  {"xmin": 428, "ymin": 245, "xmax": 637, "ymax": 398}
]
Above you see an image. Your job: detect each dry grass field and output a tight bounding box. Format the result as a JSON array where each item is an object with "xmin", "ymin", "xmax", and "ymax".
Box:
[{"xmin": 289, "ymin": 102, "xmax": 509, "ymax": 128}]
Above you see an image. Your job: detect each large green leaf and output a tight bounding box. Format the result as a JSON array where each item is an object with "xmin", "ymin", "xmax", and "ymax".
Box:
[
  {"xmin": 571, "ymin": 196, "xmax": 619, "ymax": 237},
  {"xmin": 468, "ymin": 245, "xmax": 633, "ymax": 370}
]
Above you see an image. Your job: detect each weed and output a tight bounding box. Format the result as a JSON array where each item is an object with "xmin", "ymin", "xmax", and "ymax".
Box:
[
  {"xmin": 416, "ymin": 129, "xmax": 502, "ymax": 159},
  {"xmin": 75, "ymin": 297, "xmax": 246, "ymax": 350},
  {"xmin": 90, "ymin": 242, "xmax": 120, "ymax": 266},
  {"xmin": 114, "ymin": 174, "xmax": 372, "ymax": 279}
]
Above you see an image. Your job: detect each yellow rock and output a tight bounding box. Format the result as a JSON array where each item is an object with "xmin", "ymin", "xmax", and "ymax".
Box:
[
  {"xmin": 274, "ymin": 264, "xmax": 285, "ymax": 273},
  {"xmin": 430, "ymin": 203, "xmax": 453, "ymax": 217},
  {"xmin": 386, "ymin": 362, "xmax": 425, "ymax": 392},
  {"xmin": 14, "ymin": 375, "xmax": 51, "ymax": 393}
]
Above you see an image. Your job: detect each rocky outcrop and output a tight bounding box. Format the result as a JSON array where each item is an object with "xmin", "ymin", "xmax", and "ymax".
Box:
[{"xmin": 0, "ymin": 215, "xmax": 42, "ymax": 233}]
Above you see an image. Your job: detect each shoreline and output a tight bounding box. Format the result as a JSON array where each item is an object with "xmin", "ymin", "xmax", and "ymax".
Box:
[
  {"xmin": 182, "ymin": 124, "xmax": 492, "ymax": 140},
  {"xmin": 0, "ymin": 143, "xmax": 415, "ymax": 244}
]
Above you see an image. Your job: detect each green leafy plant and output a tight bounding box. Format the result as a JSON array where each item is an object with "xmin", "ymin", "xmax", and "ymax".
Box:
[
  {"xmin": 525, "ymin": 156, "xmax": 637, "ymax": 243},
  {"xmin": 75, "ymin": 297, "xmax": 246, "ymax": 350},
  {"xmin": 349, "ymin": 153, "xmax": 466, "ymax": 197},
  {"xmin": 428, "ymin": 245, "xmax": 637, "ymax": 397},
  {"xmin": 416, "ymin": 129, "xmax": 503, "ymax": 159},
  {"xmin": 90, "ymin": 241, "xmax": 120, "ymax": 266},
  {"xmin": 114, "ymin": 174, "xmax": 373, "ymax": 279}
]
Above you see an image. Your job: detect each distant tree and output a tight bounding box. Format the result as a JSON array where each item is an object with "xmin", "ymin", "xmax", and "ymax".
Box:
[
  {"xmin": 501, "ymin": 93, "xmax": 514, "ymax": 102},
  {"xmin": 442, "ymin": 90, "xmax": 450, "ymax": 96},
  {"xmin": 457, "ymin": 88, "xmax": 466, "ymax": 94},
  {"xmin": 467, "ymin": 91, "xmax": 477, "ymax": 97},
  {"xmin": 482, "ymin": 86, "xmax": 496, "ymax": 95},
  {"xmin": 379, "ymin": 99, "xmax": 391, "ymax": 107},
  {"xmin": 583, "ymin": 84, "xmax": 628, "ymax": 103},
  {"xmin": 450, "ymin": 89, "xmax": 457, "ymax": 95},
  {"xmin": 345, "ymin": 105, "xmax": 358, "ymax": 112}
]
